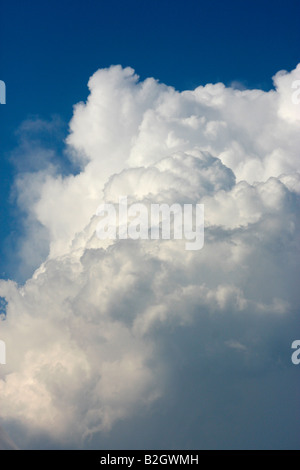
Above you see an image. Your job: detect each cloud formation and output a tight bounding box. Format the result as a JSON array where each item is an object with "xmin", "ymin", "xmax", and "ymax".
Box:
[{"xmin": 0, "ymin": 64, "xmax": 299, "ymax": 449}]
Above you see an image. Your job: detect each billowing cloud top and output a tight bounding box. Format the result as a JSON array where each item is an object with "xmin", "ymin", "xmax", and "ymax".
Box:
[{"xmin": 0, "ymin": 64, "xmax": 299, "ymax": 449}]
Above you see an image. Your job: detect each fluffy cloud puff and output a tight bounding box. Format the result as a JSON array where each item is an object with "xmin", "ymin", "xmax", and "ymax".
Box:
[{"xmin": 0, "ymin": 64, "xmax": 299, "ymax": 448}]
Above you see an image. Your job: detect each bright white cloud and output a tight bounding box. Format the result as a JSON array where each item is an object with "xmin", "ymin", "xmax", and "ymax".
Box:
[{"xmin": 0, "ymin": 64, "xmax": 299, "ymax": 448}]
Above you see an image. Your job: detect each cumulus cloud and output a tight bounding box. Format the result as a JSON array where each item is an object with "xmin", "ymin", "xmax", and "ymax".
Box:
[{"xmin": 0, "ymin": 64, "xmax": 299, "ymax": 449}]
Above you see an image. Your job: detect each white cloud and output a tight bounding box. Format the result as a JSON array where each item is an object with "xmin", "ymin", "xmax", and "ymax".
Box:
[
  {"xmin": 225, "ymin": 340, "xmax": 247, "ymax": 351},
  {"xmin": 0, "ymin": 64, "xmax": 299, "ymax": 448}
]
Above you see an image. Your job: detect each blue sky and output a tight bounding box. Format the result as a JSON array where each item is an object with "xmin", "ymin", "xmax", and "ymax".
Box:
[
  {"xmin": 1, "ymin": 0, "xmax": 300, "ymax": 279},
  {"xmin": 0, "ymin": 0, "xmax": 299, "ymax": 450}
]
